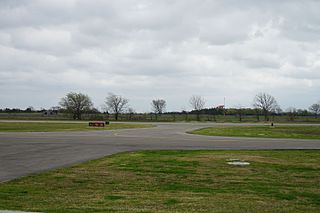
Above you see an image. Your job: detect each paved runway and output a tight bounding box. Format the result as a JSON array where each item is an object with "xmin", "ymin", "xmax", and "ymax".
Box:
[{"xmin": 1, "ymin": 122, "xmax": 320, "ymax": 182}]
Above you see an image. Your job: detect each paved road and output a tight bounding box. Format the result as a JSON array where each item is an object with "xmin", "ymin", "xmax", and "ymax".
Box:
[{"xmin": 1, "ymin": 122, "xmax": 320, "ymax": 182}]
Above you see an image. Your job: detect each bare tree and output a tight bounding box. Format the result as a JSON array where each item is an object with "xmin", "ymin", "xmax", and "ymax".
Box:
[
  {"xmin": 309, "ymin": 103, "xmax": 320, "ymax": 118},
  {"xmin": 253, "ymin": 92, "xmax": 279, "ymax": 121},
  {"xmin": 105, "ymin": 93, "xmax": 128, "ymax": 120},
  {"xmin": 59, "ymin": 92, "xmax": 94, "ymax": 120},
  {"xmin": 189, "ymin": 95, "xmax": 206, "ymax": 121},
  {"xmin": 151, "ymin": 99, "xmax": 166, "ymax": 120}
]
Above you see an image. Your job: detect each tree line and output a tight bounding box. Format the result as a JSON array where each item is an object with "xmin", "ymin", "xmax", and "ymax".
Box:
[
  {"xmin": 1, "ymin": 92, "xmax": 319, "ymax": 121},
  {"xmin": 54, "ymin": 92, "xmax": 320, "ymax": 121}
]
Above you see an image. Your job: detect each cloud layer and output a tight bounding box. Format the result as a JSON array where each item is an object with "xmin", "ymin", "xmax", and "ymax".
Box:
[{"xmin": 1, "ymin": 0, "xmax": 319, "ymax": 111}]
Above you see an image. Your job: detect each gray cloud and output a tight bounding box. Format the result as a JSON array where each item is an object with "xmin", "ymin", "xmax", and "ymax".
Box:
[{"xmin": 0, "ymin": 0, "xmax": 319, "ymax": 111}]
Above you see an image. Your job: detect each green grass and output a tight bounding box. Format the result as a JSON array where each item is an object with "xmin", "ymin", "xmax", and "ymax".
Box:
[
  {"xmin": 0, "ymin": 122, "xmax": 153, "ymax": 132},
  {"xmin": 191, "ymin": 125, "xmax": 320, "ymax": 139},
  {"xmin": 1, "ymin": 150, "xmax": 320, "ymax": 212}
]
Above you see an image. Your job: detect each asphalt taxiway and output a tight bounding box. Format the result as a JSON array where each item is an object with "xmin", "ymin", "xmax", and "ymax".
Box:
[{"xmin": 1, "ymin": 122, "xmax": 319, "ymax": 182}]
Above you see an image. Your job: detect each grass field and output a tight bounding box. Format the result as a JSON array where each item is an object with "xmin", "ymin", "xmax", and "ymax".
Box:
[
  {"xmin": 0, "ymin": 150, "xmax": 319, "ymax": 212},
  {"xmin": 191, "ymin": 125, "xmax": 320, "ymax": 139},
  {"xmin": 0, "ymin": 122, "xmax": 153, "ymax": 132}
]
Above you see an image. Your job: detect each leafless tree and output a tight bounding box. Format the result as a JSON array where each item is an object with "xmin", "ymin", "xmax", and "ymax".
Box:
[
  {"xmin": 309, "ymin": 103, "xmax": 320, "ymax": 118},
  {"xmin": 151, "ymin": 99, "xmax": 166, "ymax": 120},
  {"xmin": 189, "ymin": 95, "xmax": 206, "ymax": 121},
  {"xmin": 59, "ymin": 92, "xmax": 93, "ymax": 120},
  {"xmin": 105, "ymin": 93, "xmax": 128, "ymax": 120},
  {"xmin": 253, "ymin": 92, "xmax": 279, "ymax": 121}
]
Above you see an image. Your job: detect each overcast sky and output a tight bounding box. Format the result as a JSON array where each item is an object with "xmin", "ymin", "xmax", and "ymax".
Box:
[{"xmin": 0, "ymin": 0, "xmax": 319, "ymax": 112}]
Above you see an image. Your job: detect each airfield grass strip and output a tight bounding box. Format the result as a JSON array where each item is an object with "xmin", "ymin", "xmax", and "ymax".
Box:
[
  {"xmin": 191, "ymin": 125, "xmax": 320, "ymax": 140},
  {"xmin": 0, "ymin": 122, "xmax": 153, "ymax": 132},
  {"xmin": 0, "ymin": 150, "xmax": 320, "ymax": 212}
]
